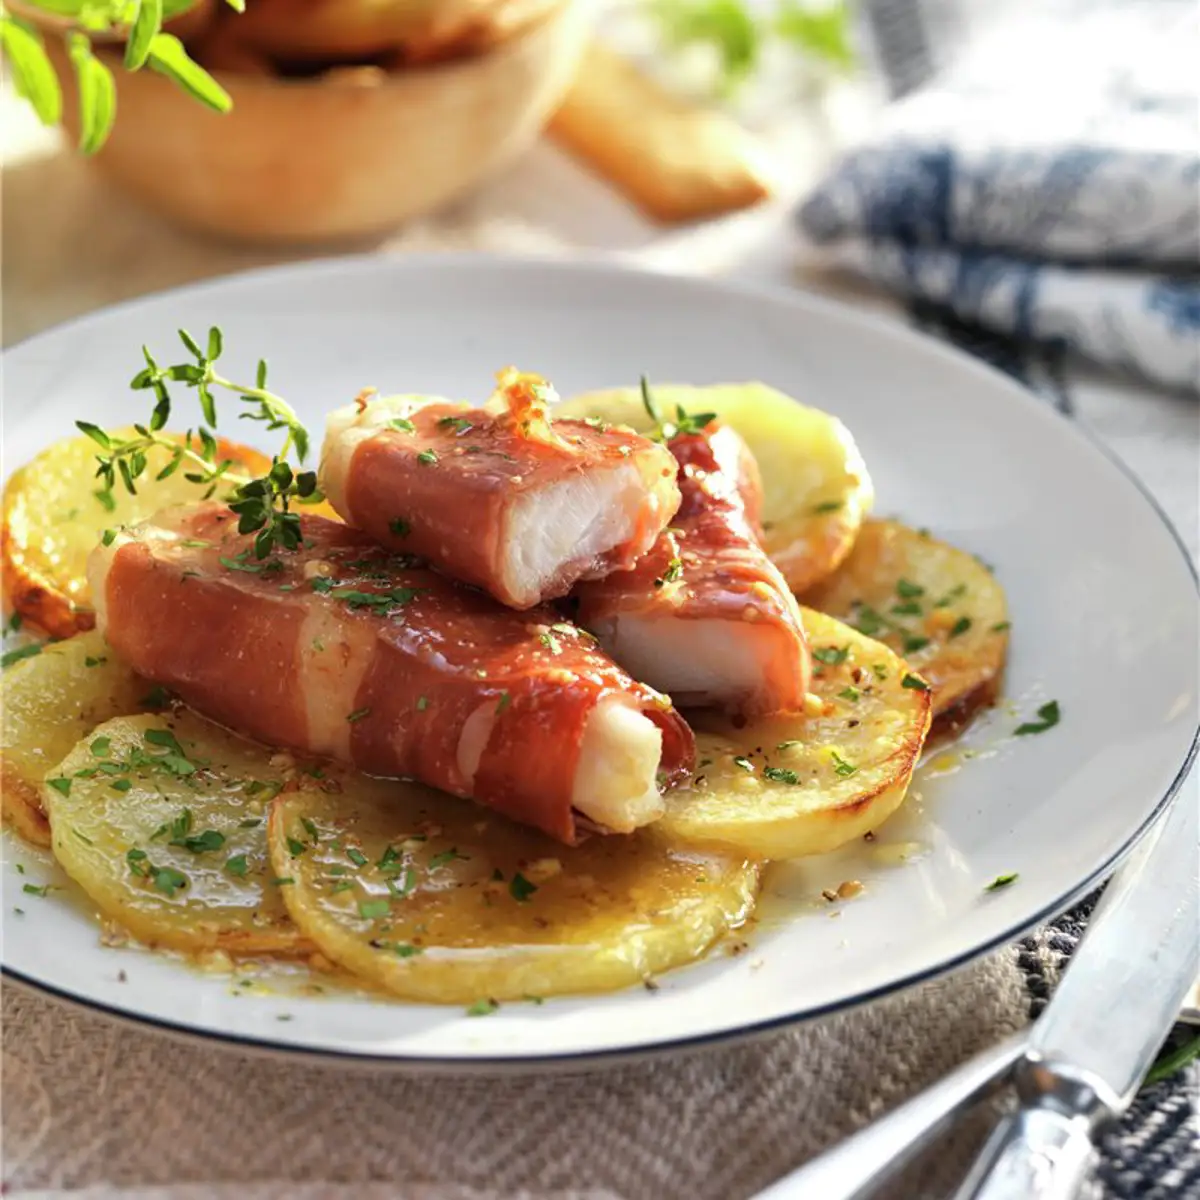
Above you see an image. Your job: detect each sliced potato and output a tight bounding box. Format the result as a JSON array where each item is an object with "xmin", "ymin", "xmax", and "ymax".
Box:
[
  {"xmin": 1, "ymin": 429, "xmax": 272, "ymax": 638},
  {"xmin": 658, "ymin": 608, "xmax": 931, "ymax": 858},
  {"xmin": 44, "ymin": 712, "xmax": 310, "ymax": 956},
  {"xmin": 1, "ymin": 631, "xmax": 148, "ymax": 847},
  {"xmin": 802, "ymin": 520, "xmax": 1009, "ymax": 732},
  {"xmin": 268, "ymin": 778, "xmax": 759, "ymax": 1003},
  {"xmin": 557, "ymin": 383, "xmax": 873, "ymax": 592}
]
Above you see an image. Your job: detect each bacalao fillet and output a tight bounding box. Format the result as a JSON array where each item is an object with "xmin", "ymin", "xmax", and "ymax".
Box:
[
  {"xmin": 319, "ymin": 371, "xmax": 680, "ymax": 609},
  {"xmin": 89, "ymin": 503, "xmax": 695, "ymax": 843},
  {"xmin": 572, "ymin": 423, "xmax": 812, "ymax": 716}
]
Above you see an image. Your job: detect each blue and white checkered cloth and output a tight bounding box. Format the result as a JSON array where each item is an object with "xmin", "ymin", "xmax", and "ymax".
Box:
[{"xmin": 798, "ymin": 0, "xmax": 1199, "ymax": 392}]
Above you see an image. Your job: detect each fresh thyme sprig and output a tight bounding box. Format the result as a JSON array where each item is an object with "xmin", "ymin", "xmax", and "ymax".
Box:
[
  {"xmin": 639, "ymin": 376, "xmax": 717, "ymax": 442},
  {"xmin": 77, "ymin": 326, "xmax": 321, "ymax": 559}
]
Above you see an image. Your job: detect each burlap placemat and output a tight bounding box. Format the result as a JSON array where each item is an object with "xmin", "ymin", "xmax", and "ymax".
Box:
[{"xmin": 2, "ymin": 949, "xmax": 1027, "ymax": 1199}]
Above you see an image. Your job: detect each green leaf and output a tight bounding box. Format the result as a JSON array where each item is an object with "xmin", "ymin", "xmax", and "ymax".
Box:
[
  {"xmin": 1014, "ymin": 700, "xmax": 1061, "ymax": 737},
  {"xmin": 774, "ymin": 0, "xmax": 855, "ymax": 71},
  {"xmin": 651, "ymin": 0, "xmax": 761, "ymax": 93},
  {"xmin": 0, "ymin": 17, "xmax": 63, "ymax": 127},
  {"xmin": 197, "ymin": 382, "xmax": 217, "ymax": 427},
  {"xmin": 206, "ymin": 326, "xmax": 223, "ymax": 362},
  {"xmin": 146, "ymin": 32, "xmax": 231, "ymax": 113},
  {"xmin": 125, "ymin": 0, "xmax": 163, "ymax": 71},
  {"xmin": 75, "ymin": 420, "xmax": 112, "ymax": 449},
  {"xmin": 68, "ymin": 34, "xmax": 117, "ymax": 156}
]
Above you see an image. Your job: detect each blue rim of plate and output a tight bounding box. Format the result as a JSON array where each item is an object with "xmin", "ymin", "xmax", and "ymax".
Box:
[{"xmin": 3, "ymin": 254, "xmax": 1197, "ymax": 1071}]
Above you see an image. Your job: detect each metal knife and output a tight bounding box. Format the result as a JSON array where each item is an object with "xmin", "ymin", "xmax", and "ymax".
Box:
[
  {"xmin": 750, "ymin": 773, "xmax": 1199, "ymax": 1200},
  {"xmin": 952, "ymin": 778, "xmax": 1200, "ymax": 1200}
]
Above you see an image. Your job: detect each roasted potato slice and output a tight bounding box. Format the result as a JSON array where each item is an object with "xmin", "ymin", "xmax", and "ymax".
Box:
[
  {"xmin": 2, "ymin": 429, "xmax": 272, "ymax": 638},
  {"xmin": 658, "ymin": 608, "xmax": 931, "ymax": 858},
  {"xmin": 1, "ymin": 630, "xmax": 148, "ymax": 847},
  {"xmin": 557, "ymin": 383, "xmax": 873, "ymax": 592},
  {"xmin": 44, "ymin": 712, "xmax": 310, "ymax": 956},
  {"xmin": 802, "ymin": 520, "xmax": 1010, "ymax": 732},
  {"xmin": 268, "ymin": 778, "xmax": 759, "ymax": 1003}
]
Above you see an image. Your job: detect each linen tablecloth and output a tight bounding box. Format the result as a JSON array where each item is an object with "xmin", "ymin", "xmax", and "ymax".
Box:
[{"xmin": 2, "ymin": 83, "xmax": 1198, "ymax": 1200}]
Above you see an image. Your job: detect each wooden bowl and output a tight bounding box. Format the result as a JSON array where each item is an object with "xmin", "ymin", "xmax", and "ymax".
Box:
[{"xmin": 45, "ymin": 0, "xmax": 591, "ymax": 244}]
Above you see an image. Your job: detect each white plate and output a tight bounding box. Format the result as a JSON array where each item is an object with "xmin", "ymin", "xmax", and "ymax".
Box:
[{"xmin": 3, "ymin": 256, "xmax": 1196, "ymax": 1067}]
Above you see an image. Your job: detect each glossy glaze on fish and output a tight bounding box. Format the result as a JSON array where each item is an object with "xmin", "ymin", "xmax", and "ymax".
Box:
[{"xmin": 88, "ymin": 504, "xmax": 695, "ymax": 843}]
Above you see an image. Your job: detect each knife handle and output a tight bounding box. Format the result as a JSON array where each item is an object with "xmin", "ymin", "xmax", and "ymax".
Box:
[
  {"xmin": 951, "ymin": 1059, "xmax": 1116, "ymax": 1200},
  {"xmin": 950, "ymin": 1107, "xmax": 1097, "ymax": 1200}
]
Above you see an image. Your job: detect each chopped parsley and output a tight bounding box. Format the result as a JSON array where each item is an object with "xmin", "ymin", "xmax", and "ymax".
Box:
[
  {"xmin": 416, "ymin": 696, "xmax": 429, "ymax": 712},
  {"xmin": 358, "ymin": 898, "xmax": 391, "ymax": 920},
  {"xmin": 152, "ymin": 866, "xmax": 188, "ymax": 896},
  {"xmin": 390, "ymin": 943, "xmax": 423, "ymax": 958},
  {"xmin": 1, "ymin": 643, "xmax": 42, "ymax": 669},
  {"xmin": 100, "ymin": 528, "xmax": 118, "ymax": 546},
  {"xmin": 763, "ymin": 766, "xmax": 800, "ymax": 784},
  {"xmin": 732, "ymin": 755, "xmax": 754, "ymax": 773},
  {"xmin": 287, "ymin": 838, "xmax": 307, "ymax": 858},
  {"xmin": 895, "ymin": 579, "xmax": 924, "ymax": 598},
  {"xmin": 775, "ymin": 740, "xmax": 802, "ymax": 752},
  {"xmin": 301, "ymin": 817, "xmax": 319, "ymax": 842},
  {"xmin": 22, "ymin": 882, "xmax": 53, "ymax": 897},
  {"xmin": 872, "ymin": 663, "xmax": 888, "ymax": 681},
  {"xmin": 902, "ymin": 634, "xmax": 930, "ymax": 653},
  {"xmin": 1014, "ymin": 701, "xmax": 1060, "ymax": 736},
  {"xmin": 110, "ymin": 778, "xmax": 132, "ymax": 793},
  {"xmin": 992, "ymin": 621, "xmax": 1011, "ymax": 633},
  {"xmin": 346, "ymin": 847, "xmax": 368, "ymax": 867},
  {"xmin": 935, "ymin": 583, "xmax": 968, "ymax": 607},
  {"xmin": 46, "ymin": 777, "xmax": 72, "ymax": 797},
  {"xmin": 539, "ymin": 631, "xmax": 561, "ymax": 654},
  {"xmin": 838, "ymin": 686, "xmax": 861, "ymax": 702},
  {"xmin": 509, "ymin": 872, "xmax": 538, "ymax": 902},
  {"xmin": 416, "ymin": 448, "xmax": 438, "ymax": 466},
  {"xmin": 901, "ymin": 673, "xmax": 930, "ymax": 691},
  {"xmin": 812, "ymin": 645, "xmax": 849, "ymax": 665},
  {"xmin": 852, "ymin": 606, "xmax": 887, "ymax": 637},
  {"xmin": 496, "ymin": 692, "xmax": 511, "ymax": 714},
  {"xmin": 171, "ymin": 829, "xmax": 225, "ymax": 854},
  {"xmin": 388, "ymin": 417, "xmax": 415, "ymax": 433},
  {"xmin": 829, "ymin": 751, "xmax": 857, "ymax": 778},
  {"xmin": 661, "ymin": 557, "xmax": 684, "ymax": 583},
  {"xmin": 891, "ymin": 600, "xmax": 922, "ymax": 616},
  {"xmin": 346, "ymin": 707, "xmax": 372, "ymax": 723},
  {"xmin": 985, "ymin": 873, "xmax": 1018, "ymax": 892},
  {"xmin": 388, "ymin": 518, "xmax": 411, "ymax": 538},
  {"xmin": 429, "ymin": 848, "xmax": 467, "ymax": 870},
  {"xmin": 466, "ymin": 998, "xmax": 499, "ymax": 1017},
  {"xmin": 225, "ymin": 855, "xmax": 250, "ymax": 878},
  {"xmin": 437, "ymin": 416, "xmax": 474, "ymax": 434},
  {"xmin": 84, "ymin": 655, "xmax": 108, "ymax": 668},
  {"xmin": 812, "ymin": 500, "xmax": 842, "ymax": 514},
  {"xmin": 949, "ymin": 616, "xmax": 972, "ymax": 638}
]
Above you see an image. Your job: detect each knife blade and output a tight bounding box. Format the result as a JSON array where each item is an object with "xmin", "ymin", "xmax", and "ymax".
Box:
[{"xmin": 953, "ymin": 774, "xmax": 1200, "ymax": 1200}]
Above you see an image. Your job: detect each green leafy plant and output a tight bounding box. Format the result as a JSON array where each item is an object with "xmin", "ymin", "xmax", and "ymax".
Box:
[
  {"xmin": 0, "ymin": 0, "xmax": 239, "ymax": 154},
  {"xmin": 80, "ymin": 327, "xmax": 322, "ymax": 559},
  {"xmin": 647, "ymin": 0, "xmax": 854, "ymax": 96}
]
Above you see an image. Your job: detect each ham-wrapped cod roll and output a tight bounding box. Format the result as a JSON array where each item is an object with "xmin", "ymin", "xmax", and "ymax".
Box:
[
  {"xmin": 88, "ymin": 504, "xmax": 695, "ymax": 844},
  {"xmin": 319, "ymin": 370, "xmax": 681, "ymax": 609},
  {"xmin": 571, "ymin": 422, "xmax": 812, "ymax": 717}
]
